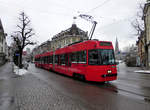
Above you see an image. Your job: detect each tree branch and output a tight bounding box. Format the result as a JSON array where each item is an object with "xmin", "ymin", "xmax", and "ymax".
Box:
[
  {"xmin": 131, "ymin": 3, "xmax": 144, "ymax": 37},
  {"xmin": 12, "ymin": 11, "xmax": 36, "ymax": 51}
]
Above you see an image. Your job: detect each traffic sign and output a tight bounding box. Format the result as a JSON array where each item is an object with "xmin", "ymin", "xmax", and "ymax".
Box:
[{"xmin": 15, "ymin": 53, "xmax": 20, "ymax": 56}]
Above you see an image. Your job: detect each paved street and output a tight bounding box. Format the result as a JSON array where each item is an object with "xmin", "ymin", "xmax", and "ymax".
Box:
[
  {"xmin": 113, "ymin": 63, "xmax": 150, "ymax": 101},
  {"xmin": 0, "ymin": 62, "xmax": 150, "ymax": 110}
]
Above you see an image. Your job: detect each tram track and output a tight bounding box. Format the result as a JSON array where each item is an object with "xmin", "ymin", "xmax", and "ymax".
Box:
[
  {"xmin": 100, "ymin": 82, "xmax": 150, "ymax": 103},
  {"xmin": 30, "ymin": 63, "xmax": 150, "ymax": 103}
]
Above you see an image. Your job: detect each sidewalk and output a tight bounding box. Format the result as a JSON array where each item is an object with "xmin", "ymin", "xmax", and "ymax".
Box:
[
  {"xmin": 134, "ymin": 66, "xmax": 150, "ymax": 74},
  {"xmin": 6, "ymin": 63, "xmax": 90, "ymax": 110},
  {"xmin": 118, "ymin": 62, "xmax": 150, "ymax": 74},
  {"xmin": 0, "ymin": 63, "xmax": 91, "ymax": 110},
  {"xmin": 134, "ymin": 70, "xmax": 150, "ymax": 74},
  {"xmin": 12, "ymin": 73, "xmax": 90, "ymax": 110},
  {"xmin": 0, "ymin": 62, "xmax": 16, "ymax": 110}
]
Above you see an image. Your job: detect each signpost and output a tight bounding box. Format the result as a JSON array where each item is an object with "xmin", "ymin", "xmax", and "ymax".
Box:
[
  {"xmin": 15, "ymin": 53, "xmax": 20, "ymax": 74},
  {"xmin": 15, "ymin": 53, "xmax": 20, "ymax": 66}
]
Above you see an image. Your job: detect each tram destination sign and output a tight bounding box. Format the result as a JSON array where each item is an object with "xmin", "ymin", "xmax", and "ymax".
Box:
[{"xmin": 100, "ymin": 42, "xmax": 111, "ymax": 46}]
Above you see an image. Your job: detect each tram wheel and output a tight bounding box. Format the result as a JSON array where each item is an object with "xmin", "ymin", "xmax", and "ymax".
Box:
[
  {"xmin": 80, "ymin": 74, "xmax": 86, "ymax": 81},
  {"xmin": 73, "ymin": 73, "xmax": 86, "ymax": 81},
  {"xmin": 73, "ymin": 73, "xmax": 77, "ymax": 79}
]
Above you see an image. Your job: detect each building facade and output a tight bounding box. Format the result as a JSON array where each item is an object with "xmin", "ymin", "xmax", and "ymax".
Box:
[
  {"xmin": 144, "ymin": 1, "xmax": 150, "ymax": 68},
  {"xmin": 31, "ymin": 40, "xmax": 52, "ymax": 62},
  {"xmin": 125, "ymin": 45, "xmax": 138, "ymax": 67},
  {"xmin": 136, "ymin": 31, "xmax": 146, "ymax": 67},
  {"xmin": 0, "ymin": 19, "xmax": 7, "ymax": 65},
  {"xmin": 32, "ymin": 40, "xmax": 52, "ymax": 56},
  {"xmin": 51, "ymin": 24, "xmax": 88, "ymax": 50}
]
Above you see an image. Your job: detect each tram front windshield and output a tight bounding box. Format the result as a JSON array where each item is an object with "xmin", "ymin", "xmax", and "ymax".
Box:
[{"xmin": 88, "ymin": 49, "xmax": 116, "ymax": 65}]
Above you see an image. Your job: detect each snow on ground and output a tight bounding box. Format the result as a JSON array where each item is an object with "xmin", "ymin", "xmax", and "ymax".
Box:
[
  {"xmin": 134, "ymin": 70, "xmax": 150, "ymax": 74},
  {"xmin": 13, "ymin": 65, "xmax": 28, "ymax": 75}
]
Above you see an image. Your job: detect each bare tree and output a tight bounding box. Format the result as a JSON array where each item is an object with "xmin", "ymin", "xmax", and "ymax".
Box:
[
  {"xmin": 11, "ymin": 12, "xmax": 36, "ymax": 68},
  {"xmin": 131, "ymin": 4, "xmax": 145, "ymax": 36}
]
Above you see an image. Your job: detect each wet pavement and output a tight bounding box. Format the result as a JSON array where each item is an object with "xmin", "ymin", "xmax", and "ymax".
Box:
[
  {"xmin": 0, "ymin": 62, "xmax": 150, "ymax": 110},
  {"xmin": 28, "ymin": 63, "xmax": 150, "ymax": 110},
  {"xmin": 114, "ymin": 63, "xmax": 150, "ymax": 101},
  {"xmin": 0, "ymin": 63, "xmax": 15, "ymax": 110}
]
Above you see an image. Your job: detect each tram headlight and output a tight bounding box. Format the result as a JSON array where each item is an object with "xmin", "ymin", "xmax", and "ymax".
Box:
[{"xmin": 107, "ymin": 70, "xmax": 112, "ymax": 74}]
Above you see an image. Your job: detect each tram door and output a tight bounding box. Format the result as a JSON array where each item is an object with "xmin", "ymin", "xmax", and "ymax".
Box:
[{"xmin": 65, "ymin": 53, "xmax": 72, "ymax": 76}]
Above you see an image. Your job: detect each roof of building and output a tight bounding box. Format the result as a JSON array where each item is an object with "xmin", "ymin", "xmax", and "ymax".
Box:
[{"xmin": 52, "ymin": 24, "xmax": 87, "ymax": 40}]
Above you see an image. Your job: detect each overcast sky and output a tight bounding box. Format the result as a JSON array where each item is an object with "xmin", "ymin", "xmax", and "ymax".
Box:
[{"xmin": 0, "ymin": 0, "xmax": 146, "ymax": 50}]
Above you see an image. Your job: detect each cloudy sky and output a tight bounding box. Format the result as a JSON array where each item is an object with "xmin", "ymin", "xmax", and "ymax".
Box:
[{"xmin": 0, "ymin": 0, "xmax": 146, "ymax": 50}]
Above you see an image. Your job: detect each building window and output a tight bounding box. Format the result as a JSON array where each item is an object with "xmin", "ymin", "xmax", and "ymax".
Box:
[
  {"xmin": 66, "ymin": 39, "xmax": 70, "ymax": 45},
  {"xmin": 72, "ymin": 37, "xmax": 76, "ymax": 42}
]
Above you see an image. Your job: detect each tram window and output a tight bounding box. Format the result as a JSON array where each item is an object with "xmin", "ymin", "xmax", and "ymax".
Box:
[
  {"xmin": 47, "ymin": 56, "xmax": 48, "ymax": 63},
  {"xmin": 44, "ymin": 57, "xmax": 47, "ymax": 63},
  {"xmin": 99, "ymin": 49, "xmax": 115, "ymax": 65},
  {"xmin": 49, "ymin": 56, "xmax": 53, "ymax": 64},
  {"xmin": 46, "ymin": 56, "xmax": 48, "ymax": 63},
  {"xmin": 88, "ymin": 49, "xmax": 99, "ymax": 65},
  {"xmin": 60, "ymin": 54, "xmax": 66, "ymax": 65},
  {"xmin": 71, "ymin": 52, "xmax": 78, "ymax": 63},
  {"xmin": 44, "ymin": 57, "xmax": 45, "ymax": 63},
  {"xmin": 45, "ymin": 57, "xmax": 47, "ymax": 63},
  {"xmin": 40, "ymin": 58, "xmax": 42, "ymax": 63},
  {"xmin": 49, "ymin": 56, "xmax": 50, "ymax": 63},
  {"xmin": 55, "ymin": 55, "xmax": 59, "ymax": 64},
  {"xmin": 40, "ymin": 57, "xmax": 42, "ymax": 63},
  {"xmin": 39, "ymin": 58, "xmax": 41, "ymax": 63},
  {"xmin": 66, "ymin": 54, "xmax": 70, "ymax": 66},
  {"xmin": 78, "ymin": 51, "xmax": 86, "ymax": 63},
  {"xmin": 47, "ymin": 56, "xmax": 49, "ymax": 64},
  {"xmin": 41, "ymin": 57, "xmax": 44, "ymax": 64},
  {"xmin": 37, "ymin": 58, "xmax": 39, "ymax": 62},
  {"xmin": 42, "ymin": 57, "xmax": 44, "ymax": 63},
  {"xmin": 47, "ymin": 56, "xmax": 49, "ymax": 63},
  {"xmin": 44, "ymin": 57, "xmax": 46, "ymax": 63},
  {"xmin": 52, "ymin": 56, "xmax": 53, "ymax": 63}
]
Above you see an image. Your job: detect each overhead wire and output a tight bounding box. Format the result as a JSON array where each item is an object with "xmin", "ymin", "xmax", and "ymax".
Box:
[
  {"xmin": 77, "ymin": 0, "xmax": 138, "ymax": 36},
  {"xmin": 85, "ymin": 0, "xmax": 111, "ymax": 14}
]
